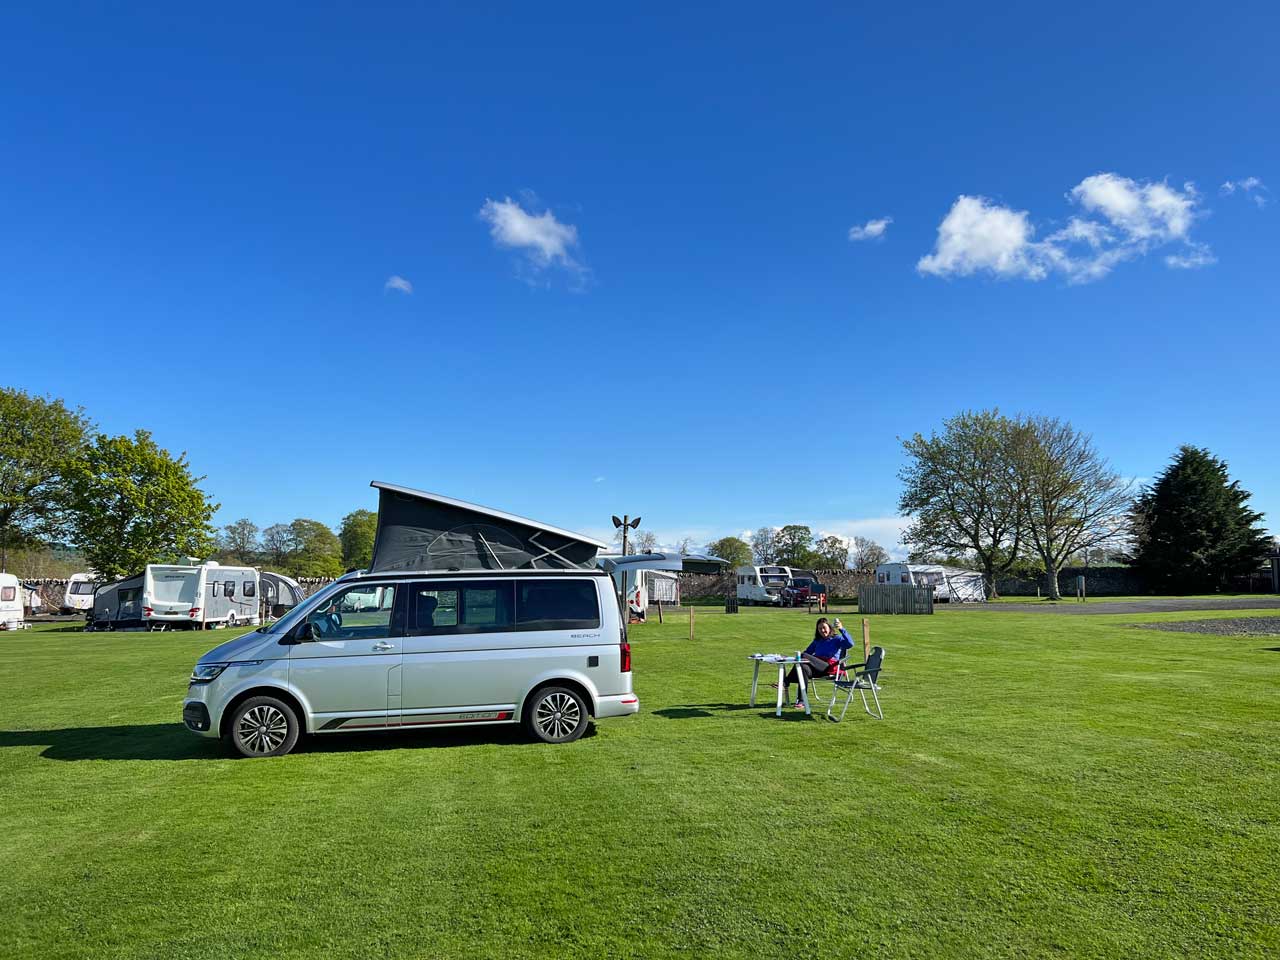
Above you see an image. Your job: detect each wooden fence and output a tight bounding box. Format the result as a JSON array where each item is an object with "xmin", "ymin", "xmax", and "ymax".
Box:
[{"xmin": 857, "ymin": 584, "xmax": 934, "ymax": 615}]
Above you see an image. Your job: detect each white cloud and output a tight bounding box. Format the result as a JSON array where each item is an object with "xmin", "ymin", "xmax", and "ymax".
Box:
[
  {"xmin": 848, "ymin": 217, "xmax": 892, "ymax": 241},
  {"xmin": 479, "ymin": 196, "xmax": 584, "ymax": 280},
  {"xmin": 815, "ymin": 517, "xmax": 912, "ymax": 561},
  {"xmin": 593, "ymin": 476, "xmax": 605, "ymax": 483},
  {"xmin": 1221, "ymin": 176, "xmax": 1268, "ymax": 208},
  {"xmin": 384, "ymin": 275, "xmax": 413, "ymax": 294},
  {"xmin": 1165, "ymin": 244, "xmax": 1216, "ymax": 270},
  {"xmin": 917, "ymin": 196, "xmax": 1048, "ymax": 279},
  {"xmin": 919, "ymin": 173, "xmax": 1210, "ymax": 283}
]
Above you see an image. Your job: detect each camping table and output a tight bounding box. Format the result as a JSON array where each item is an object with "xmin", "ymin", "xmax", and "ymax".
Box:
[{"xmin": 747, "ymin": 654, "xmax": 811, "ymax": 717}]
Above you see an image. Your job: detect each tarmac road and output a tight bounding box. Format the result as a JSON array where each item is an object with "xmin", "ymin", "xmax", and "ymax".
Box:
[{"xmin": 955, "ymin": 596, "xmax": 1280, "ymax": 615}]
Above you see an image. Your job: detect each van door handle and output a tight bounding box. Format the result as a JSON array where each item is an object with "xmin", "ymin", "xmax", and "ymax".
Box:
[{"xmin": 372, "ymin": 642, "xmax": 395, "ymax": 652}]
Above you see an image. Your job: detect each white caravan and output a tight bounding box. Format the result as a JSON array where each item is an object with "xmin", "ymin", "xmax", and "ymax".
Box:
[
  {"xmin": 94, "ymin": 563, "xmax": 261, "ymax": 630},
  {"xmin": 144, "ymin": 563, "xmax": 260, "ymax": 629},
  {"xmin": 0, "ymin": 573, "xmax": 25, "ymax": 629},
  {"xmin": 61, "ymin": 572, "xmax": 99, "ymax": 615},
  {"xmin": 874, "ymin": 563, "xmax": 986, "ymax": 602},
  {"xmin": 736, "ymin": 565, "xmax": 794, "ymax": 605}
]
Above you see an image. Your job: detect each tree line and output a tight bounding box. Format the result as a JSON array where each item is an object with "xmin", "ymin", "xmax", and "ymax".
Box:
[{"xmin": 897, "ymin": 410, "xmax": 1272, "ymax": 598}]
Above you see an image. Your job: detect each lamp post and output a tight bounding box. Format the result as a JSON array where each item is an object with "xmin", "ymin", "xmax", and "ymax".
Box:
[{"xmin": 611, "ymin": 514, "xmax": 641, "ymax": 556}]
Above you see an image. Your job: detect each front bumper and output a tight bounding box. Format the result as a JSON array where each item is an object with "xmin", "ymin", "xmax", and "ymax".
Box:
[{"xmin": 595, "ymin": 693, "xmax": 640, "ymax": 719}]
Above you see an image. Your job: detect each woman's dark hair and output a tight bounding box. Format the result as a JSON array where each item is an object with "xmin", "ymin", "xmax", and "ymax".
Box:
[{"xmin": 813, "ymin": 617, "xmax": 831, "ymax": 644}]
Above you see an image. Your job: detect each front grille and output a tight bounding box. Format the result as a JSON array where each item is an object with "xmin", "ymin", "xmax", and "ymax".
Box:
[{"xmin": 183, "ymin": 702, "xmax": 210, "ymax": 732}]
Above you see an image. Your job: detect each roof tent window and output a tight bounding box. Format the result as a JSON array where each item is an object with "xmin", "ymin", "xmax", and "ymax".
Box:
[{"xmin": 516, "ymin": 580, "xmax": 600, "ymax": 632}]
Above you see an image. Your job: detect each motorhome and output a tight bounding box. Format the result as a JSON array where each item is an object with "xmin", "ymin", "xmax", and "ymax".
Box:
[
  {"xmin": 61, "ymin": 572, "xmax": 99, "ymax": 615},
  {"xmin": 0, "ymin": 573, "xmax": 24, "ymax": 630},
  {"xmin": 874, "ymin": 562, "xmax": 986, "ymax": 602},
  {"xmin": 93, "ymin": 562, "xmax": 261, "ymax": 630},
  {"xmin": 183, "ymin": 481, "xmax": 638, "ymax": 757},
  {"xmin": 735, "ymin": 565, "xmax": 794, "ymax": 605}
]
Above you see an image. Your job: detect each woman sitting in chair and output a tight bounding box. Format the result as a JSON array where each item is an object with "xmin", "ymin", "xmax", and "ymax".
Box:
[{"xmin": 784, "ymin": 616, "xmax": 853, "ymax": 708}]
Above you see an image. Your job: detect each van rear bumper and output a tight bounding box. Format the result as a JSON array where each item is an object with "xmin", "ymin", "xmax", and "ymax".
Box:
[{"xmin": 595, "ymin": 693, "xmax": 640, "ymax": 719}]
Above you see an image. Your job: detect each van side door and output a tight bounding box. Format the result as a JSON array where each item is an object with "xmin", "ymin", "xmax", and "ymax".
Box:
[
  {"xmin": 400, "ymin": 580, "xmax": 521, "ymax": 725},
  {"xmin": 288, "ymin": 583, "xmax": 405, "ymax": 728}
]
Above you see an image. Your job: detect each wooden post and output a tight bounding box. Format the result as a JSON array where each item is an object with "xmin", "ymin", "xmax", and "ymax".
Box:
[
  {"xmin": 861, "ymin": 618, "xmax": 871, "ymax": 661},
  {"xmin": 689, "ymin": 603, "xmax": 695, "ymax": 641},
  {"xmin": 656, "ymin": 599, "xmax": 663, "ymax": 624}
]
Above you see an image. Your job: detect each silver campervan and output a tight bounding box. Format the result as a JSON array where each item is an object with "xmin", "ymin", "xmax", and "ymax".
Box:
[{"xmin": 183, "ymin": 483, "xmax": 638, "ymax": 757}]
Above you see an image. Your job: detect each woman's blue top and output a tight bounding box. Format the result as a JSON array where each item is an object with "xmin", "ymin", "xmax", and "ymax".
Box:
[{"xmin": 805, "ymin": 627, "xmax": 854, "ymax": 660}]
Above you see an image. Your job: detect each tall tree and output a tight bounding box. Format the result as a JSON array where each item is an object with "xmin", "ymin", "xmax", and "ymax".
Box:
[
  {"xmin": 774, "ymin": 524, "xmax": 815, "ymax": 567},
  {"xmin": 1128, "ymin": 446, "xmax": 1270, "ymax": 592},
  {"xmin": 675, "ymin": 536, "xmax": 694, "ymax": 556},
  {"xmin": 221, "ymin": 518, "xmax": 260, "ymax": 563},
  {"xmin": 813, "ymin": 535, "xmax": 850, "ymax": 569},
  {"xmin": 262, "ymin": 523, "xmax": 293, "ymax": 566},
  {"xmin": 898, "ymin": 409, "xmax": 1025, "ymax": 596},
  {"xmin": 66, "ymin": 430, "xmax": 217, "ymax": 579},
  {"xmin": 339, "ymin": 509, "xmax": 378, "ymax": 569},
  {"xmin": 704, "ymin": 536, "xmax": 752, "ymax": 567},
  {"xmin": 750, "ymin": 527, "xmax": 777, "ymax": 564},
  {"xmin": 0, "ymin": 388, "xmax": 92, "ymax": 570},
  {"xmin": 612, "ymin": 527, "xmax": 657, "ymax": 554},
  {"xmin": 287, "ymin": 518, "xmax": 344, "ymax": 578},
  {"xmin": 1017, "ymin": 416, "xmax": 1131, "ymax": 600},
  {"xmin": 851, "ymin": 536, "xmax": 890, "ymax": 572}
]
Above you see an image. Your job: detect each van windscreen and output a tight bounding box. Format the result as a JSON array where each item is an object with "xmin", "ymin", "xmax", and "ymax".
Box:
[{"xmin": 71, "ymin": 582, "xmax": 96, "ymax": 595}]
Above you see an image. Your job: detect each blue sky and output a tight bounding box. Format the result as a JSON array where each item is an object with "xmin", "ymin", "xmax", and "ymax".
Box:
[{"xmin": 3, "ymin": 2, "xmax": 1277, "ymax": 555}]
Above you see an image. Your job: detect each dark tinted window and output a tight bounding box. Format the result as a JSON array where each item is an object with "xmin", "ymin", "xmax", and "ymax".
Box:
[
  {"xmin": 409, "ymin": 581, "xmax": 514, "ymax": 636},
  {"xmin": 517, "ymin": 579, "xmax": 600, "ymax": 631},
  {"xmin": 243, "ymin": 580, "xmax": 256, "ymax": 597},
  {"xmin": 225, "ymin": 580, "xmax": 236, "ymax": 598}
]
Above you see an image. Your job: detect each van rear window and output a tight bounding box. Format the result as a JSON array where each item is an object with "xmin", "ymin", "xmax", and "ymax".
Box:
[
  {"xmin": 516, "ymin": 580, "xmax": 600, "ymax": 632},
  {"xmin": 1, "ymin": 587, "xmax": 14, "ymax": 602}
]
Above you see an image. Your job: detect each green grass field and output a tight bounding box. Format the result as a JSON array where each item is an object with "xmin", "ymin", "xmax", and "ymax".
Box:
[{"xmin": 2, "ymin": 607, "xmax": 1278, "ymax": 959}]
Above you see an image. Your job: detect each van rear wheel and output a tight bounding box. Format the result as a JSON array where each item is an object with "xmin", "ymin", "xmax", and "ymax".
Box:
[
  {"xmin": 228, "ymin": 695, "xmax": 300, "ymax": 758},
  {"xmin": 524, "ymin": 686, "xmax": 589, "ymax": 744}
]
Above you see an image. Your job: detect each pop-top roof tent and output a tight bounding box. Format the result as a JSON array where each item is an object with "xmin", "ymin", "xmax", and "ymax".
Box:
[{"xmin": 368, "ymin": 481, "xmax": 608, "ymax": 573}]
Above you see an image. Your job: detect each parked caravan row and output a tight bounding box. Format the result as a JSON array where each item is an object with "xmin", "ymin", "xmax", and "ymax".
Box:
[
  {"xmin": 93, "ymin": 563, "xmax": 261, "ymax": 630},
  {"xmin": 874, "ymin": 562, "xmax": 986, "ymax": 602}
]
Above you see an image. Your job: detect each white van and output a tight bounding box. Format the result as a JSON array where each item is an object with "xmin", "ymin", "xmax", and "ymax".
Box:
[
  {"xmin": 183, "ymin": 569, "xmax": 637, "ymax": 756},
  {"xmin": 61, "ymin": 572, "xmax": 99, "ymax": 615},
  {"xmin": 183, "ymin": 482, "xmax": 639, "ymax": 756}
]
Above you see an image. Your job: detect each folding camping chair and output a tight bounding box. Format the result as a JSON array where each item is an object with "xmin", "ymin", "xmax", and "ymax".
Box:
[
  {"xmin": 801, "ymin": 655, "xmax": 850, "ymax": 711},
  {"xmin": 827, "ymin": 646, "xmax": 885, "ymax": 721}
]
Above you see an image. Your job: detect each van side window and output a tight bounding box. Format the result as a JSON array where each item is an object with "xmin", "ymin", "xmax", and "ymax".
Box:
[
  {"xmin": 1, "ymin": 587, "xmax": 14, "ymax": 602},
  {"xmin": 243, "ymin": 581, "xmax": 255, "ymax": 597},
  {"xmin": 306, "ymin": 584, "xmax": 401, "ymax": 639},
  {"xmin": 517, "ymin": 580, "xmax": 600, "ymax": 631},
  {"xmin": 210, "ymin": 582, "xmax": 222, "ymax": 597},
  {"xmin": 225, "ymin": 580, "xmax": 236, "ymax": 598},
  {"xmin": 408, "ymin": 581, "xmax": 515, "ymax": 636}
]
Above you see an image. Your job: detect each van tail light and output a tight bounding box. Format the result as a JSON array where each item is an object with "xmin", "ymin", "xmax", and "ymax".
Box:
[
  {"xmin": 143, "ymin": 607, "xmax": 153, "ymax": 617},
  {"xmin": 620, "ymin": 640, "xmax": 631, "ymax": 673},
  {"xmin": 189, "ymin": 607, "xmax": 201, "ymax": 618}
]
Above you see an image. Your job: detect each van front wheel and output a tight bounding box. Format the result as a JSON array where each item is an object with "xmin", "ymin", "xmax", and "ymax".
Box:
[
  {"xmin": 525, "ymin": 686, "xmax": 589, "ymax": 744},
  {"xmin": 228, "ymin": 696, "xmax": 300, "ymax": 758}
]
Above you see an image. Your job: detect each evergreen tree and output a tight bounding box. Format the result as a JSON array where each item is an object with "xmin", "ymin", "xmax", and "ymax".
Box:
[{"xmin": 1128, "ymin": 446, "xmax": 1270, "ymax": 592}]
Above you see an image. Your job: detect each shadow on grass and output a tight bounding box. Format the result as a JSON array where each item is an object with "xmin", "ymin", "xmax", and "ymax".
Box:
[
  {"xmin": 652, "ymin": 702, "xmax": 819, "ymax": 722},
  {"xmin": 0, "ymin": 722, "xmax": 587, "ymax": 761}
]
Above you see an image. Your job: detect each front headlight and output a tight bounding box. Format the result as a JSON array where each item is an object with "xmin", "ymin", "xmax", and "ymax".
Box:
[{"xmin": 190, "ymin": 663, "xmax": 228, "ymax": 684}]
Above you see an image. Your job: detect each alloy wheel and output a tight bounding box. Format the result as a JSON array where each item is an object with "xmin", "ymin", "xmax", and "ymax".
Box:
[
  {"xmin": 534, "ymin": 692, "xmax": 581, "ymax": 740},
  {"xmin": 237, "ymin": 705, "xmax": 289, "ymax": 754}
]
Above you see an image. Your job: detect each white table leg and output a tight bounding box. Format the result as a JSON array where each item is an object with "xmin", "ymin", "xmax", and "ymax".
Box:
[
  {"xmin": 798, "ymin": 667, "xmax": 811, "ymax": 715},
  {"xmin": 750, "ymin": 660, "xmax": 760, "ymax": 707},
  {"xmin": 775, "ymin": 663, "xmax": 785, "ymax": 716}
]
